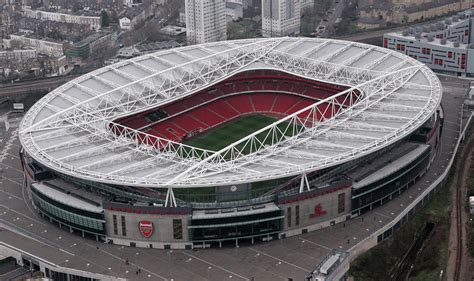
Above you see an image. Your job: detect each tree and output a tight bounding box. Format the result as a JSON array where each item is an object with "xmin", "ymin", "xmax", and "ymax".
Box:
[{"xmin": 101, "ymin": 11, "xmax": 110, "ymax": 27}]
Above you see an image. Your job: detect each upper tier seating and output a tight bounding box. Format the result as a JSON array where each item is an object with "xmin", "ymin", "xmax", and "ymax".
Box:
[{"xmin": 114, "ymin": 69, "xmax": 354, "ymax": 145}]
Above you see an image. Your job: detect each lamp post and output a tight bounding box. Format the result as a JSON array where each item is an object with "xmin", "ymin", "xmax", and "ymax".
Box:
[{"xmin": 207, "ymin": 266, "xmax": 212, "ymax": 280}]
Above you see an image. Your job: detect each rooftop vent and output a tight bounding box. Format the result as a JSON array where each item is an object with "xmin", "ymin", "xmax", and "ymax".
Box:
[
  {"xmin": 436, "ymin": 22, "xmax": 444, "ymax": 30},
  {"xmin": 440, "ymin": 38, "xmax": 447, "ymax": 45},
  {"xmin": 453, "ymin": 16, "xmax": 459, "ymax": 22},
  {"xmin": 445, "ymin": 19, "xmax": 452, "ymax": 25},
  {"xmin": 415, "ymin": 32, "xmax": 421, "ymax": 39},
  {"xmin": 454, "ymin": 41, "xmax": 460, "ymax": 47},
  {"xmin": 427, "ymin": 34, "xmax": 434, "ymax": 42},
  {"xmin": 402, "ymin": 30, "xmax": 409, "ymax": 36}
]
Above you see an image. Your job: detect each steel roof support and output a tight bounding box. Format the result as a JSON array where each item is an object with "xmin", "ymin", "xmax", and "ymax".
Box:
[
  {"xmin": 299, "ymin": 173, "xmax": 310, "ymax": 193},
  {"xmin": 165, "ymin": 188, "xmax": 177, "ymax": 207},
  {"xmin": 18, "ymin": 38, "xmax": 442, "ymax": 188}
]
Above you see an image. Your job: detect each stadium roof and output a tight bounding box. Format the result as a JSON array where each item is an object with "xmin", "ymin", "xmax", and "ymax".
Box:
[{"xmin": 20, "ymin": 37, "xmax": 442, "ymax": 192}]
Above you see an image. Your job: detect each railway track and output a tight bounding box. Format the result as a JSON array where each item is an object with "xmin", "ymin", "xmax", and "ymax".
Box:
[
  {"xmin": 454, "ymin": 163, "xmax": 463, "ymax": 281},
  {"xmin": 0, "ymin": 75, "xmax": 79, "ymax": 97},
  {"xmin": 453, "ymin": 135, "xmax": 474, "ymax": 281}
]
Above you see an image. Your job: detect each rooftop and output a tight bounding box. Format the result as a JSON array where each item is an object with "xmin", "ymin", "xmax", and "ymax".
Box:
[{"xmin": 19, "ymin": 38, "xmax": 442, "ymax": 188}]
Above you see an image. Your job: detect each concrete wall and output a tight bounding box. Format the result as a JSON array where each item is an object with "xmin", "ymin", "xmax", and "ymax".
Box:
[
  {"xmin": 104, "ymin": 208, "xmax": 192, "ymax": 249},
  {"xmin": 280, "ymin": 184, "xmax": 352, "ymax": 237}
]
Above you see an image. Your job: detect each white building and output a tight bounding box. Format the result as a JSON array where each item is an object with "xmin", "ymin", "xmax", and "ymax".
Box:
[
  {"xmin": 8, "ymin": 34, "xmax": 67, "ymax": 57},
  {"xmin": 0, "ymin": 49, "xmax": 37, "ymax": 61},
  {"xmin": 262, "ymin": 0, "xmax": 301, "ymax": 37},
  {"xmin": 123, "ymin": 0, "xmax": 142, "ymax": 8},
  {"xmin": 384, "ymin": 9, "xmax": 474, "ymax": 76},
  {"xmin": 185, "ymin": 0, "xmax": 227, "ymax": 44},
  {"xmin": 119, "ymin": 17, "xmax": 132, "ymax": 30},
  {"xmin": 23, "ymin": 7, "xmax": 101, "ymax": 30}
]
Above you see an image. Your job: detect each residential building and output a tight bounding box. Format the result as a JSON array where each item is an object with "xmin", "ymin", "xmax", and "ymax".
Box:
[
  {"xmin": 66, "ymin": 31, "xmax": 118, "ymax": 59},
  {"xmin": 357, "ymin": 0, "xmax": 472, "ymax": 29},
  {"xmin": 384, "ymin": 9, "xmax": 474, "ymax": 76},
  {"xmin": 8, "ymin": 33, "xmax": 68, "ymax": 57},
  {"xmin": 262, "ymin": 0, "xmax": 301, "ymax": 37},
  {"xmin": 118, "ymin": 3, "xmax": 156, "ymax": 31},
  {"xmin": 22, "ymin": 7, "xmax": 102, "ymax": 30},
  {"xmin": 185, "ymin": 0, "xmax": 227, "ymax": 44},
  {"xmin": 124, "ymin": 0, "xmax": 142, "ymax": 7},
  {"xmin": 119, "ymin": 17, "xmax": 132, "ymax": 30},
  {"xmin": 0, "ymin": 49, "xmax": 37, "ymax": 61}
]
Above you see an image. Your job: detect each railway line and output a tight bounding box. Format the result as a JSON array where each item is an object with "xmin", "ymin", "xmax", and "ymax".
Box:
[
  {"xmin": 453, "ymin": 132, "xmax": 473, "ymax": 281},
  {"xmin": 0, "ymin": 75, "xmax": 78, "ymax": 97}
]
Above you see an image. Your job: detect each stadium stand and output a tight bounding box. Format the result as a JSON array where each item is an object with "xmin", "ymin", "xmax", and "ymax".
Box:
[{"xmin": 114, "ymin": 69, "xmax": 352, "ymax": 144}]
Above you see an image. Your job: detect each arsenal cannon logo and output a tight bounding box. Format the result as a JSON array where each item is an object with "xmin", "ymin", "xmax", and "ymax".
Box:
[
  {"xmin": 139, "ymin": 221, "xmax": 154, "ymax": 238},
  {"xmin": 309, "ymin": 204, "xmax": 327, "ymax": 219}
]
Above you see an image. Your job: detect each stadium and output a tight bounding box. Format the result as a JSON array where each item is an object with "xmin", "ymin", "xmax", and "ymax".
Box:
[{"xmin": 19, "ymin": 37, "xmax": 442, "ymax": 249}]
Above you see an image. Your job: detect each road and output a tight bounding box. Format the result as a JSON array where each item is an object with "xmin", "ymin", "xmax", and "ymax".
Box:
[
  {"xmin": 317, "ymin": 0, "xmax": 346, "ymax": 37},
  {"xmin": 0, "ymin": 76, "xmax": 467, "ymax": 280}
]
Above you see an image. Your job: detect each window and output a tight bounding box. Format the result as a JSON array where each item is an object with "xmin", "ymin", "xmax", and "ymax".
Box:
[
  {"xmin": 434, "ymin": 58, "xmax": 443, "ymax": 65},
  {"xmin": 295, "ymin": 205, "xmax": 300, "ymax": 226},
  {"xmin": 113, "ymin": 215, "xmax": 118, "ymax": 235},
  {"xmin": 338, "ymin": 193, "xmax": 345, "ymax": 213},
  {"xmin": 448, "ymin": 51, "xmax": 453, "ymax": 58},
  {"xmin": 121, "ymin": 216, "xmax": 126, "ymax": 236},
  {"xmin": 173, "ymin": 219, "xmax": 183, "ymax": 239},
  {"xmin": 287, "ymin": 207, "xmax": 291, "ymax": 228}
]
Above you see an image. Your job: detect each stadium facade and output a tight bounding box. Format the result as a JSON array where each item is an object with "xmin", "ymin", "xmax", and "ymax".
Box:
[{"xmin": 19, "ymin": 38, "xmax": 442, "ymax": 249}]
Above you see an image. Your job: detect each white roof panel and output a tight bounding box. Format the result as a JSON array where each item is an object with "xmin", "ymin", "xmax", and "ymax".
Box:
[{"xmin": 19, "ymin": 38, "xmax": 442, "ymax": 188}]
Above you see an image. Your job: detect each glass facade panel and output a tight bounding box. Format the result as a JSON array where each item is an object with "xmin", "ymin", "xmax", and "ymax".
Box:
[{"xmin": 31, "ymin": 188, "xmax": 105, "ymax": 235}]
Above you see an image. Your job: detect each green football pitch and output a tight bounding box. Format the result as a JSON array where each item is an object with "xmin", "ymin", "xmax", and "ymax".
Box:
[{"xmin": 184, "ymin": 114, "xmax": 288, "ymax": 152}]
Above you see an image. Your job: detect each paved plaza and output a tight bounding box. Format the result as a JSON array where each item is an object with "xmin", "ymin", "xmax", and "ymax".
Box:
[{"xmin": 0, "ymin": 76, "xmax": 468, "ymax": 281}]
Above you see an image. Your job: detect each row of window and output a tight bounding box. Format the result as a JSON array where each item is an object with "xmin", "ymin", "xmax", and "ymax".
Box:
[
  {"xmin": 45, "ymin": 267, "xmax": 99, "ymax": 281},
  {"xmin": 32, "ymin": 191, "xmax": 105, "ymax": 234},
  {"xmin": 388, "ymin": 40, "xmax": 468, "ymax": 69}
]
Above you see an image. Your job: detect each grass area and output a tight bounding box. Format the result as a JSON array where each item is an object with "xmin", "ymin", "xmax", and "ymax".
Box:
[
  {"xmin": 349, "ymin": 177, "xmax": 451, "ymax": 280},
  {"xmin": 184, "ymin": 114, "xmax": 298, "ymax": 154},
  {"xmin": 174, "ymin": 115, "xmax": 300, "ymax": 203}
]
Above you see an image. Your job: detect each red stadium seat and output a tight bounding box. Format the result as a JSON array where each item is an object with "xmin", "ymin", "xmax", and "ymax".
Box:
[
  {"xmin": 113, "ymin": 69, "xmax": 356, "ymax": 148},
  {"xmin": 251, "ymin": 93, "xmax": 276, "ymax": 112}
]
